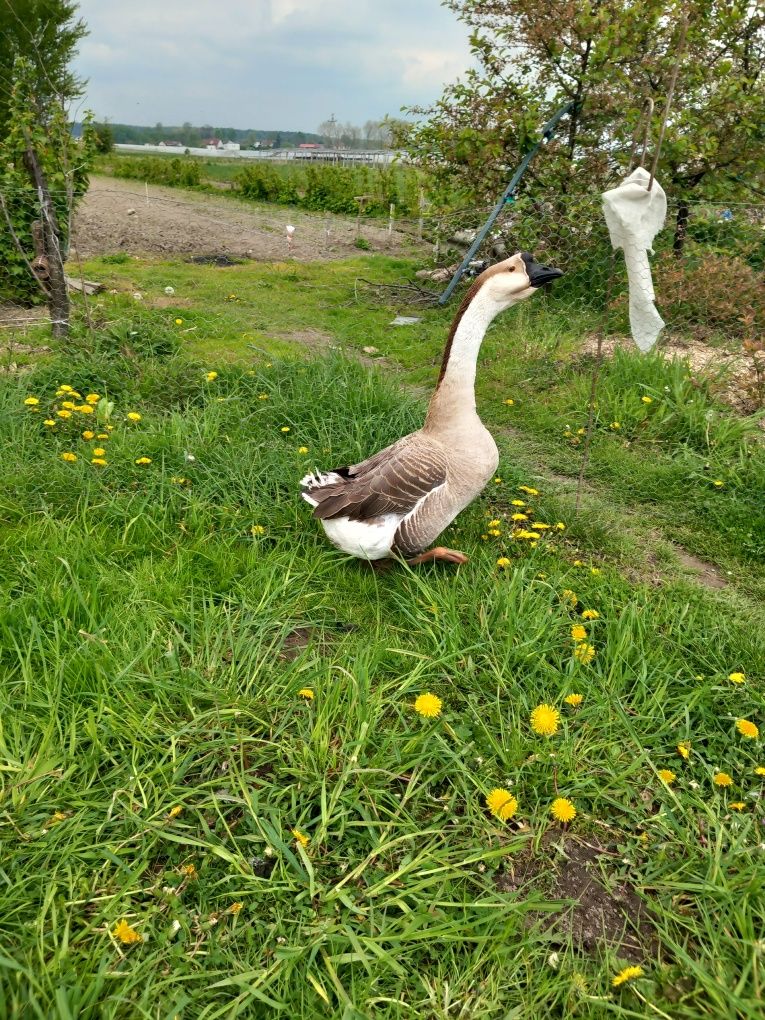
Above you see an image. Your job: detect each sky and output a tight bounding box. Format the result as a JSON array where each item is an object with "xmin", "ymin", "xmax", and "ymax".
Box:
[{"xmin": 72, "ymin": 0, "xmax": 474, "ymax": 131}]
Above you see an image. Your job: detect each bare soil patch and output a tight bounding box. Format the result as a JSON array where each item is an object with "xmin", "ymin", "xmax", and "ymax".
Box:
[
  {"xmin": 497, "ymin": 829, "xmax": 656, "ymax": 962},
  {"xmin": 73, "ymin": 177, "xmax": 414, "ymax": 262}
]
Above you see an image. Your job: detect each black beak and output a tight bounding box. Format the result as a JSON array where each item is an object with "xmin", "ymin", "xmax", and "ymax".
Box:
[{"xmin": 521, "ymin": 251, "xmax": 563, "ymax": 288}]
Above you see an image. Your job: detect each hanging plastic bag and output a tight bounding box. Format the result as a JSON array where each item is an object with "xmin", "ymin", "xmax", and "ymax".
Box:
[{"xmin": 602, "ymin": 166, "xmax": 667, "ymax": 352}]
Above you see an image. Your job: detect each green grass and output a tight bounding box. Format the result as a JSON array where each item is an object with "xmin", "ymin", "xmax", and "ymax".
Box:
[{"xmin": 1, "ymin": 252, "xmax": 764, "ymax": 1018}]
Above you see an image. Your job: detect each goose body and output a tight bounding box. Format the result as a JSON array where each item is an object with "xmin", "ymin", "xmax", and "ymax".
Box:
[{"xmin": 301, "ymin": 252, "xmax": 562, "ymax": 563}]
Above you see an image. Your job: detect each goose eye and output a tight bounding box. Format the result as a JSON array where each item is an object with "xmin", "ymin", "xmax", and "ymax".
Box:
[{"xmin": 507, "ymin": 266, "xmax": 515, "ymax": 273}]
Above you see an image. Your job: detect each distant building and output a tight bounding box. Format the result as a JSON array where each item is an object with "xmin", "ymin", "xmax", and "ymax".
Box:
[
  {"xmin": 204, "ymin": 138, "xmax": 223, "ymax": 151},
  {"xmin": 298, "ymin": 142, "xmax": 322, "ymax": 149},
  {"xmin": 158, "ymin": 140, "xmax": 183, "ymax": 147},
  {"xmin": 223, "ymin": 141, "xmax": 241, "ymax": 151}
]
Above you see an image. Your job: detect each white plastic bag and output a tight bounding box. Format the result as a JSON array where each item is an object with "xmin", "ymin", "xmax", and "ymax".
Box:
[{"xmin": 602, "ymin": 167, "xmax": 667, "ymax": 352}]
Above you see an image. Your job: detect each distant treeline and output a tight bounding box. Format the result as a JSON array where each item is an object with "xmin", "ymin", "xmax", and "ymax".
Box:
[{"xmin": 79, "ymin": 122, "xmax": 325, "ymax": 149}]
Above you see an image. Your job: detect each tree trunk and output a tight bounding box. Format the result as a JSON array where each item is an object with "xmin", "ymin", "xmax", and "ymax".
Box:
[
  {"xmin": 24, "ymin": 143, "xmax": 69, "ymax": 339},
  {"xmin": 673, "ymin": 202, "xmax": 690, "ymax": 259}
]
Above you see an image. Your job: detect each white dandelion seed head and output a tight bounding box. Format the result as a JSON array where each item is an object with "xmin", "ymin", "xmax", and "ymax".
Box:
[
  {"xmin": 164, "ymin": 286, "xmax": 175, "ymax": 295},
  {"xmin": 286, "ymin": 224, "xmax": 295, "ymax": 236},
  {"xmin": 133, "ymin": 292, "xmax": 143, "ymax": 301}
]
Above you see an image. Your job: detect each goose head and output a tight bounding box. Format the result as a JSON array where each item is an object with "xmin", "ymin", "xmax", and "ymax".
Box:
[{"xmin": 477, "ymin": 251, "xmax": 563, "ymax": 310}]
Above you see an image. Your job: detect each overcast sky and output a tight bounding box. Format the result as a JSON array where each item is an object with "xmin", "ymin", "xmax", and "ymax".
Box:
[{"xmin": 72, "ymin": 0, "xmax": 474, "ymax": 131}]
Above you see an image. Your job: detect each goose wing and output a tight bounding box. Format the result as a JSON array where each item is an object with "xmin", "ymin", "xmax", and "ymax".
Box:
[{"xmin": 307, "ymin": 434, "xmax": 447, "ymax": 522}]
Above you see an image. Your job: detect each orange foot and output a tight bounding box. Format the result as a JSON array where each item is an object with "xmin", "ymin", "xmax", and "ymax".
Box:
[{"xmin": 406, "ymin": 546, "xmax": 469, "ymax": 566}]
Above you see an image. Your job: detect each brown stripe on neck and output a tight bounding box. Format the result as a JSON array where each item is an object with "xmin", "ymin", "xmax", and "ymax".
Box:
[{"xmin": 436, "ymin": 263, "xmax": 505, "ymax": 387}]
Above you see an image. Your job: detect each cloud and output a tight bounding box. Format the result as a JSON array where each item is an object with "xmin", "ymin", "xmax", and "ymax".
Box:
[{"xmin": 72, "ymin": 0, "xmax": 474, "ymax": 129}]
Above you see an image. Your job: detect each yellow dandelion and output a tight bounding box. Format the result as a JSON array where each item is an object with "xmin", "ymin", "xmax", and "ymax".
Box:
[
  {"xmin": 555, "ymin": 522, "xmax": 566, "ymax": 530},
  {"xmin": 91, "ymin": 458, "xmax": 107, "ymax": 466},
  {"xmin": 714, "ymin": 772, "xmax": 733, "ymax": 787},
  {"xmin": 488, "ymin": 528, "xmax": 501, "ymax": 537},
  {"xmin": 590, "ymin": 567, "xmax": 601, "ymax": 576},
  {"xmin": 511, "ymin": 499, "xmax": 525, "ymax": 507},
  {"xmin": 82, "ymin": 430, "xmax": 95, "ymax": 440},
  {"xmin": 127, "ymin": 412, "xmax": 141, "ymax": 422},
  {"xmin": 135, "ymin": 457, "xmax": 152, "ymax": 465},
  {"xmin": 511, "ymin": 513, "xmax": 528, "ymax": 522},
  {"xmin": 168, "ymin": 805, "xmax": 183, "ymax": 818},
  {"xmin": 58, "ymin": 385, "xmax": 73, "ymax": 393},
  {"xmin": 613, "ymin": 965, "xmax": 644, "ymax": 987},
  {"xmin": 298, "ymin": 688, "xmax": 314, "ymax": 700},
  {"xmin": 61, "ymin": 401, "xmax": 77, "ymax": 410},
  {"xmin": 206, "ymin": 371, "xmax": 218, "ymax": 381},
  {"xmin": 488, "ymin": 519, "xmax": 501, "ymax": 527},
  {"xmin": 258, "ymin": 393, "xmax": 269, "ymax": 400},
  {"xmin": 730, "ymin": 802, "xmax": 746, "ymax": 811},
  {"xmin": 610, "ymin": 421, "xmax": 621, "ymax": 430},
  {"xmin": 657, "ymin": 769, "xmax": 676, "ymax": 784},
  {"xmin": 175, "ymin": 318, "xmax": 184, "ymax": 326},
  {"xmin": 496, "ymin": 557, "xmax": 512, "ymax": 568},
  {"xmin": 251, "ymin": 525, "xmax": 265, "ymax": 535},
  {"xmin": 77, "ymin": 404, "xmax": 94, "ymax": 414},
  {"xmin": 755, "ymin": 767, "xmax": 765, "ymax": 777},
  {"xmin": 93, "ymin": 447, "xmax": 106, "ymax": 457},
  {"xmin": 518, "ymin": 485, "xmax": 539, "ymax": 496},
  {"xmin": 503, "ymin": 398, "xmax": 514, "ymax": 405},
  {"xmin": 736, "ymin": 719, "xmax": 759, "ymax": 739},
  {"xmin": 97, "ymin": 433, "xmax": 109, "ymax": 440},
  {"xmin": 531, "ymin": 522, "xmax": 551, "ymax": 530},
  {"xmin": 728, "ymin": 672, "xmax": 746, "ymax": 685},
  {"xmin": 182, "ymin": 863, "xmax": 197, "ymax": 878},
  {"xmin": 641, "ymin": 395, "xmax": 653, "ymax": 404},
  {"xmin": 571, "ymin": 624, "xmax": 587, "ymax": 642},
  {"xmin": 112, "ymin": 919, "xmax": 142, "ymax": 945},
  {"xmin": 85, "ymin": 393, "xmax": 100, "ymax": 404},
  {"xmin": 581, "ymin": 609, "xmax": 599, "ymax": 620},
  {"xmin": 60, "ymin": 452, "xmax": 77, "ymax": 463},
  {"xmin": 298, "ymin": 446, "xmax": 309, "ymax": 454},
  {"xmin": 43, "ymin": 419, "xmax": 56, "ymax": 427},
  {"xmin": 281, "ymin": 426, "xmax": 291, "ymax": 433},
  {"xmin": 24, "ymin": 396, "xmax": 40, "ymax": 406},
  {"xmin": 713, "ymin": 479, "xmax": 724, "ymax": 488},
  {"xmin": 677, "ymin": 742, "xmax": 691, "ymax": 760},
  {"xmin": 573, "ymin": 642, "xmax": 595, "ymax": 665},
  {"xmin": 56, "ymin": 409, "xmax": 72, "ymax": 419},
  {"xmin": 292, "ymin": 829, "xmax": 309, "ymax": 848},
  {"xmin": 414, "ymin": 692, "xmax": 442, "ymax": 718},
  {"xmin": 564, "ymin": 693, "xmax": 583, "ymax": 707},
  {"xmin": 530, "ymin": 703, "xmax": 560, "ymax": 737},
  {"xmin": 494, "ymin": 477, "xmax": 502, "ymax": 484},
  {"xmin": 229, "ymin": 902, "xmax": 243, "ymax": 914},
  {"xmin": 485, "ymin": 787, "xmax": 518, "ymax": 821},
  {"xmin": 561, "ymin": 589, "xmax": 578, "ymax": 607},
  {"xmin": 550, "ymin": 797, "xmax": 576, "ymax": 823}
]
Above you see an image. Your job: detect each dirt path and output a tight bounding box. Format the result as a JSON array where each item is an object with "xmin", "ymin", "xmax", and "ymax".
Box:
[{"xmin": 73, "ymin": 176, "xmax": 415, "ymax": 262}]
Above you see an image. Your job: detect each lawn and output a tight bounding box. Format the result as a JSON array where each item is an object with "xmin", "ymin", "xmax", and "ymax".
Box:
[{"xmin": 1, "ymin": 252, "xmax": 764, "ymax": 1018}]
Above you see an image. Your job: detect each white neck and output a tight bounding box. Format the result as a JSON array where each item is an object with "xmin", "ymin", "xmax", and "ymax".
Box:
[{"xmin": 426, "ymin": 288, "xmax": 506, "ymax": 427}]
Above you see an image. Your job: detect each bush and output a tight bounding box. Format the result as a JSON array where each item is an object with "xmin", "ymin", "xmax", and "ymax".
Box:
[
  {"xmin": 111, "ymin": 156, "xmax": 202, "ymax": 188},
  {"xmin": 655, "ymin": 253, "xmax": 765, "ymax": 339}
]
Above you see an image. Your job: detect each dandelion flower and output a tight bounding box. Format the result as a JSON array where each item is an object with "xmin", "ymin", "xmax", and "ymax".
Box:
[
  {"xmin": 298, "ymin": 446, "xmax": 309, "ymax": 454},
  {"xmin": 555, "ymin": 522, "xmax": 566, "ymax": 530},
  {"xmin": 82, "ymin": 430, "xmax": 95, "ymax": 440},
  {"xmin": 93, "ymin": 448, "xmax": 106, "ymax": 457},
  {"xmin": 229, "ymin": 902, "xmax": 243, "ymax": 914},
  {"xmin": 251, "ymin": 525, "xmax": 265, "ymax": 535},
  {"xmin": 736, "ymin": 719, "xmax": 759, "ymax": 739},
  {"xmin": 91, "ymin": 458, "xmax": 107, "ymax": 466},
  {"xmin": 97, "ymin": 433, "xmax": 109, "ymax": 440},
  {"xmin": 85, "ymin": 393, "xmax": 100, "ymax": 404},
  {"xmin": 755, "ymin": 767, "xmax": 765, "ymax": 777},
  {"xmin": 713, "ymin": 479, "xmax": 724, "ymax": 488},
  {"xmin": 486, "ymin": 788, "xmax": 518, "ymax": 821},
  {"xmin": 168, "ymin": 805, "xmax": 183, "ymax": 818},
  {"xmin": 551, "ymin": 797, "xmax": 576, "ymax": 823},
  {"xmin": 414, "ymin": 692, "xmax": 442, "ymax": 718},
  {"xmin": 519, "ymin": 485, "xmax": 539, "ymax": 496},
  {"xmin": 511, "ymin": 499, "xmax": 525, "ymax": 507},
  {"xmin": 298, "ymin": 688, "xmax": 314, "ymax": 700},
  {"xmin": 571, "ymin": 624, "xmax": 587, "ymax": 642},
  {"xmin": 182, "ymin": 863, "xmax": 197, "ymax": 878},
  {"xmin": 573, "ymin": 643, "xmax": 595, "ymax": 665},
  {"xmin": 613, "ymin": 965, "xmax": 644, "ymax": 987},
  {"xmin": 728, "ymin": 672, "xmax": 746, "ymax": 685},
  {"xmin": 206, "ymin": 371, "xmax": 218, "ymax": 381},
  {"xmin": 113, "ymin": 919, "xmax": 142, "ymax": 945},
  {"xmin": 581, "ymin": 609, "xmax": 599, "ymax": 620},
  {"xmin": 292, "ymin": 829, "xmax": 309, "ymax": 848},
  {"xmin": 590, "ymin": 567, "xmax": 601, "ymax": 576},
  {"xmin": 281, "ymin": 426, "xmax": 291, "ymax": 433},
  {"xmin": 175, "ymin": 318, "xmax": 184, "ymax": 326},
  {"xmin": 657, "ymin": 769, "xmax": 676, "ymax": 784},
  {"xmin": 532, "ymin": 522, "xmax": 551, "ymax": 530},
  {"xmin": 641, "ymin": 395, "xmax": 653, "ymax": 404},
  {"xmin": 258, "ymin": 393, "xmax": 269, "ymax": 400},
  {"xmin": 496, "ymin": 557, "xmax": 512, "ymax": 568},
  {"xmin": 24, "ymin": 396, "xmax": 40, "ymax": 406},
  {"xmin": 77, "ymin": 404, "xmax": 94, "ymax": 414},
  {"xmin": 494, "ymin": 477, "xmax": 502, "ymax": 484},
  {"xmin": 135, "ymin": 457, "xmax": 152, "ymax": 465},
  {"xmin": 730, "ymin": 802, "xmax": 746, "ymax": 811},
  {"xmin": 57, "ymin": 409, "xmax": 72, "ymax": 419},
  {"xmin": 561, "ymin": 589, "xmax": 578, "ymax": 607},
  {"xmin": 511, "ymin": 513, "xmax": 528, "ymax": 522},
  {"xmin": 610, "ymin": 421, "xmax": 621, "ymax": 430},
  {"xmin": 488, "ymin": 519, "xmax": 501, "ymax": 527},
  {"xmin": 677, "ymin": 742, "xmax": 691, "ymax": 760},
  {"xmin": 503, "ymin": 398, "xmax": 514, "ymax": 405},
  {"xmin": 58, "ymin": 385, "xmax": 73, "ymax": 393},
  {"xmin": 43, "ymin": 419, "xmax": 56, "ymax": 427},
  {"xmin": 564, "ymin": 694, "xmax": 583, "ymax": 707},
  {"xmin": 530, "ymin": 703, "xmax": 560, "ymax": 737},
  {"xmin": 127, "ymin": 412, "xmax": 141, "ymax": 422},
  {"xmin": 714, "ymin": 772, "xmax": 733, "ymax": 787},
  {"xmin": 488, "ymin": 528, "xmax": 501, "ymax": 537},
  {"xmin": 60, "ymin": 452, "xmax": 77, "ymax": 463}
]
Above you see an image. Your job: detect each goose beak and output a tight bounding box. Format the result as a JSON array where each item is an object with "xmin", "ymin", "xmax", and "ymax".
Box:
[{"xmin": 521, "ymin": 252, "xmax": 563, "ymax": 287}]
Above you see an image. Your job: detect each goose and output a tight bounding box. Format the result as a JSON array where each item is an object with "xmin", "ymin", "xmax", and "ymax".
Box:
[{"xmin": 301, "ymin": 251, "xmax": 563, "ymax": 565}]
